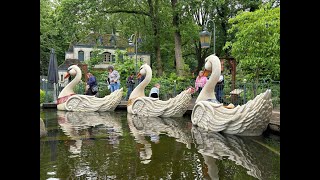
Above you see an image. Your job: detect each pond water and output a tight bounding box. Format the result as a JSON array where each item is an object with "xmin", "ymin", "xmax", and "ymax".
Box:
[{"xmin": 40, "ymin": 109, "xmax": 280, "ymax": 180}]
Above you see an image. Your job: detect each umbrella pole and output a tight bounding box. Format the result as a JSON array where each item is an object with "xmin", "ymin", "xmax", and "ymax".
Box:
[
  {"xmin": 45, "ymin": 80, "xmax": 48, "ymax": 103},
  {"xmin": 53, "ymin": 83, "xmax": 57, "ymax": 103}
]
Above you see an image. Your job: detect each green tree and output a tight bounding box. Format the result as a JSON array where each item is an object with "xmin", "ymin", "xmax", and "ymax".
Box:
[
  {"xmin": 41, "ymin": 0, "xmax": 70, "ymax": 75},
  {"xmin": 184, "ymin": 0, "xmax": 265, "ymax": 74},
  {"xmin": 41, "ymin": 0, "xmax": 275, "ymax": 80},
  {"xmin": 40, "ymin": 0, "xmax": 57, "ymax": 75},
  {"xmin": 224, "ymin": 4, "xmax": 280, "ymax": 82},
  {"xmin": 86, "ymin": 48, "xmax": 105, "ymax": 71}
]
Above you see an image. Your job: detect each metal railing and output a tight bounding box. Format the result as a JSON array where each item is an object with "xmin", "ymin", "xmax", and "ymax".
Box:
[
  {"xmin": 145, "ymin": 79, "xmax": 280, "ymax": 108},
  {"xmin": 41, "ymin": 77, "xmax": 280, "ymax": 108},
  {"xmin": 40, "ymin": 80, "xmax": 86, "ymax": 103},
  {"xmin": 214, "ymin": 80, "xmax": 280, "ymax": 108}
]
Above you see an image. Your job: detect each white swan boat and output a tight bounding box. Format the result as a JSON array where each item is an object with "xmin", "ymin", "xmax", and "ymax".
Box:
[
  {"xmin": 191, "ymin": 55, "xmax": 272, "ymax": 136},
  {"xmin": 127, "ymin": 63, "xmax": 194, "ymax": 117},
  {"xmin": 57, "ymin": 65, "xmax": 123, "ymax": 112}
]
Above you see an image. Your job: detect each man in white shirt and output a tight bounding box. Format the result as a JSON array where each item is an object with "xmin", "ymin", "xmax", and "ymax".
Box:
[{"xmin": 107, "ymin": 65, "xmax": 120, "ymax": 92}]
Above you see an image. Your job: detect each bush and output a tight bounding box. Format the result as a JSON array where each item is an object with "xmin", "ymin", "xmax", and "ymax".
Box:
[{"xmin": 40, "ymin": 89, "xmax": 45, "ymax": 104}]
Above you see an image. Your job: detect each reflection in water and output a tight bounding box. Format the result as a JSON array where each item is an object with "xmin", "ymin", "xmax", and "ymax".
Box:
[
  {"xmin": 57, "ymin": 111, "xmax": 122, "ymax": 157},
  {"xmin": 192, "ymin": 126, "xmax": 262, "ymax": 180},
  {"xmin": 202, "ymin": 155, "xmax": 219, "ymax": 180},
  {"xmin": 40, "ymin": 118, "xmax": 47, "ymax": 137},
  {"xmin": 127, "ymin": 114, "xmax": 192, "ymax": 164},
  {"xmin": 41, "ymin": 110, "xmax": 279, "ymax": 179}
]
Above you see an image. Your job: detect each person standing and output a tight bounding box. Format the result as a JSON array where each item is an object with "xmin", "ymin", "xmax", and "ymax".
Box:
[
  {"xmin": 149, "ymin": 83, "xmax": 161, "ymax": 98},
  {"xmin": 85, "ymin": 73, "xmax": 98, "ymax": 96},
  {"xmin": 138, "ymin": 75, "xmax": 145, "ymax": 84},
  {"xmin": 195, "ymin": 71, "xmax": 208, "ymax": 94},
  {"xmin": 126, "ymin": 72, "xmax": 135, "ymax": 100},
  {"xmin": 107, "ymin": 65, "xmax": 120, "ymax": 93},
  {"xmin": 215, "ymin": 72, "xmax": 224, "ymax": 103}
]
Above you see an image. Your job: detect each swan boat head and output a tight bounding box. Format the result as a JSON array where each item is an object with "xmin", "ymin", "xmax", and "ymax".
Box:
[
  {"xmin": 57, "ymin": 65, "xmax": 82, "ymax": 110},
  {"xmin": 196, "ymin": 54, "xmax": 221, "ymax": 104},
  {"xmin": 127, "ymin": 63, "xmax": 152, "ymax": 113},
  {"xmin": 64, "ymin": 65, "xmax": 80, "ymax": 79}
]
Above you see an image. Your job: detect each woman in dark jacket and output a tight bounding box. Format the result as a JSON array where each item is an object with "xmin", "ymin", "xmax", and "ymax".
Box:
[
  {"xmin": 85, "ymin": 73, "xmax": 98, "ymax": 96},
  {"xmin": 125, "ymin": 72, "xmax": 135, "ymax": 100}
]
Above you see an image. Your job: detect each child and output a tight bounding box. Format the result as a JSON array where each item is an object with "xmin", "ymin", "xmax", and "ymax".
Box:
[
  {"xmin": 149, "ymin": 83, "xmax": 160, "ymax": 98},
  {"xmin": 195, "ymin": 70, "xmax": 208, "ymax": 94}
]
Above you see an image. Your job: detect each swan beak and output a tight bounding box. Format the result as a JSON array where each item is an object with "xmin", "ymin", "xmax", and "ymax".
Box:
[
  {"xmin": 203, "ymin": 69, "xmax": 211, "ymax": 77},
  {"xmin": 137, "ymin": 73, "xmax": 142, "ymax": 78},
  {"xmin": 64, "ymin": 73, "xmax": 70, "ymax": 79}
]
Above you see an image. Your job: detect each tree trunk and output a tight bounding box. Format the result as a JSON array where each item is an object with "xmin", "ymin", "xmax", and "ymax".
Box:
[
  {"xmin": 155, "ymin": 41, "xmax": 162, "ymax": 76},
  {"xmin": 194, "ymin": 41, "xmax": 205, "ymax": 74},
  {"xmin": 174, "ymin": 32, "xmax": 184, "ymax": 75},
  {"xmin": 171, "ymin": 0, "xmax": 184, "ymax": 76},
  {"xmin": 148, "ymin": 0, "xmax": 163, "ymax": 76}
]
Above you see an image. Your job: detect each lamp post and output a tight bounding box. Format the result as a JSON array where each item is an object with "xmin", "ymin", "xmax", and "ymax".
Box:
[
  {"xmin": 42, "ymin": 78, "xmax": 46, "ymax": 90},
  {"xmin": 199, "ymin": 19, "xmax": 215, "ymax": 54},
  {"xmin": 127, "ymin": 33, "xmax": 142, "ymax": 86}
]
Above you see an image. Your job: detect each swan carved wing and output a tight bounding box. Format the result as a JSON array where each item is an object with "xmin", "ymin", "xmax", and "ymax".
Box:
[
  {"xmin": 64, "ymin": 88, "xmax": 123, "ymax": 112},
  {"xmin": 192, "ymin": 89, "xmax": 272, "ymax": 136},
  {"xmin": 132, "ymin": 89, "xmax": 192, "ymax": 117}
]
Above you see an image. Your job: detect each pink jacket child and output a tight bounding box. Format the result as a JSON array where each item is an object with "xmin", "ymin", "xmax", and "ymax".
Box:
[{"xmin": 195, "ymin": 71, "xmax": 208, "ymax": 92}]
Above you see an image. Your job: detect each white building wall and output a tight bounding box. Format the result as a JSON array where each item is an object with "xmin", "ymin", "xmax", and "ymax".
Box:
[
  {"xmin": 140, "ymin": 54, "xmax": 151, "ymax": 65},
  {"xmin": 72, "ymin": 47, "xmax": 118, "ymax": 61},
  {"xmin": 73, "ymin": 47, "xmax": 91, "ymax": 61},
  {"xmin": 128, "ymin": 54, "xmax": 151, "ymax": 65},
  {"xmin": 58, "ymin": 70, "xmax": 69, "ymax": 87},
  {"xmin": 65, "ymin": 46, "xmax": 150, "ymax": 69},
  {"xmin": 85, "ymin": 49, "xmax": 91, "ymax": 61},
  {"xmin": 65, "ymin": 52, "xmax": 74, "ymax": 59}
]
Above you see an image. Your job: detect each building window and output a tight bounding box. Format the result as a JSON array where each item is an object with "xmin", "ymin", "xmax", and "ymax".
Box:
[
  {"xmin": 78, "ymin": 50, "xmax": 84, "ymax": 61},
  {"xmin": 60, "ymin": 74, "xmax": 63, "ymax": 82},
  {"xmin": 119, "ymin": 54, "xmax": 123, "ymax": 62},
  {"xmin": 90, "ymin": 51, "xmax": 93, "ymax": 59},
  {"xmin": 103, "ymin": 52, "xmax": 107, "ymax": 62},
  {"xmin": 111, "ymin": 55, "xmax": 115, "ymax": 62},
  {"xmin": 103, "ymin": 52, "xmax": 111, "ymax": 62},
  {"xmin": 140, "ymin": 57, "xmax": 144, "ymax": 63}
]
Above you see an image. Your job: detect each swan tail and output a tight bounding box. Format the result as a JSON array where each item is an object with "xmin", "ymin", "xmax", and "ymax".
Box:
[
  {"xmin": 161, "ymin": 90, "xmax": 192, "ymax": 117},
  {"xmin": 132, "ymin": 97, "xmax": 167, "ymax": 117},
  {"xmin": 132, "ymin": 90, "xmax": 192, "ymax": 117},
  {"xmin": 64, "ymin": 88, "xmax": 123, "ymax": 112}
]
